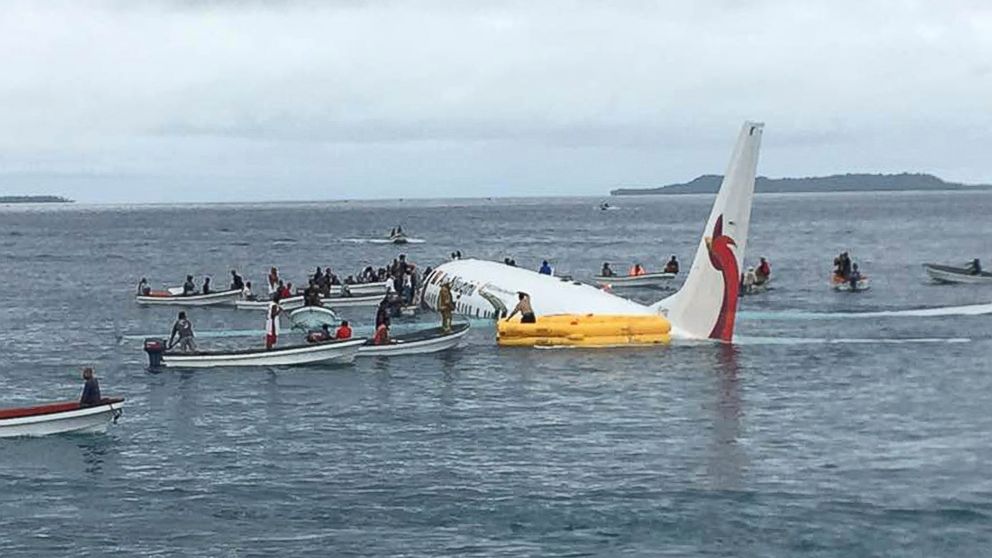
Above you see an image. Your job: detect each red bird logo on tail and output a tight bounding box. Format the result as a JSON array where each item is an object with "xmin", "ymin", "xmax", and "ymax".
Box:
[{"xmin": 705, "ymin": 215, "xmax": 739, "ymax": 341}]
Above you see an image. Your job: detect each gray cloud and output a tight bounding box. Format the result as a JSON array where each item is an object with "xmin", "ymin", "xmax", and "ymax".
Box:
[{"xmin": 1, "ymin": 0, "xmax": 990, "ymax": 201}]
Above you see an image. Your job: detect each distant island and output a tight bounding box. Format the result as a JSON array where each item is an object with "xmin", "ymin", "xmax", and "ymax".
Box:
[
  {"xmin": 0, "ymin": 195, "xmax": 74, "ymax": 204},
  {"xmin": 611, "ymin": 173, "xmax": 992, "ymax": 195}
]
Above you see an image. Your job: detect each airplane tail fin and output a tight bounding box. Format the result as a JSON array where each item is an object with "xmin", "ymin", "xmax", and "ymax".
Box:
[{"xmin": 653, "ymin": 121, "xmax": 764, "ymax": 341}]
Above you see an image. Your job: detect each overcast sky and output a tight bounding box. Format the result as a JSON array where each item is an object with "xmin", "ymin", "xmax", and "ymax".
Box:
[{"xmin": 1, "ymin": 0, "xmax": 990, "ymax": 202}]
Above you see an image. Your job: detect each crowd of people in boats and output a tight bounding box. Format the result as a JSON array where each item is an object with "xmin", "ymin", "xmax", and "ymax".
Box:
[
  {"xmin": 599, "ymin": 256, "xmax": 681, "ymax": 278},
  {"xmin": 156, "ymin": 251, "xmax": 455, "ymax": 353}
]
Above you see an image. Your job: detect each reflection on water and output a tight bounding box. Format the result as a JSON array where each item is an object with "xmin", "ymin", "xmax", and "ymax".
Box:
[{"xmin": 707, "ymin": 344, "xmax": 746, "ymax": 490}]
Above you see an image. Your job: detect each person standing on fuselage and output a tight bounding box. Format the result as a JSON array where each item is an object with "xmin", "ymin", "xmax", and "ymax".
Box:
[{"xmin": 438, "ymin": 282, "xmax": 455, "ymax": 332}]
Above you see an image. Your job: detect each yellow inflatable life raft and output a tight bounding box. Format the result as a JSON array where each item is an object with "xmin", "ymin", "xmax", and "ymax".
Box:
[{"xmin": 497, "ymin": 314, "xmax": 671, "ymax": 347}]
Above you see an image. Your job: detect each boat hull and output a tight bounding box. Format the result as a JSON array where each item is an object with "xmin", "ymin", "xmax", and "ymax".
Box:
[
  {"xmin": 235, "ymin": 296, "xmax": 305, "ymax": 311},
  {"xmin": 0, "ymin": 399, "xmax": 124, "ymax": 438},
  {"xmin": 329, "ymin": 282, "xmax": 389, "ymax": 296},
  {"xmin": 323, "ymin": 294, "xmax": 385, "ymax": 308},
  {"xmin": 358, "ymin": 324, "xmax": 469, "ymax": 357},
  {"xmin": 136, "ymin": 289, "xmax": 242, "ymax": 307},
  {"xmin": 593, "ymin": 272, "xmax": 675, "ymax": 288},
  {"xmin": 148, "ymin": 338, "xmax": 365, "ymax": 368},
  {"xmin": 289, "ymin": 306, "xmax": 340, "ymax": 329},
  {"xmin": 924, "ymin": 264, "xmax": 992, "ymax": 284},
  {"xmin": 831, "ymin": 277, "xmax": 870, "ymax": 292}
]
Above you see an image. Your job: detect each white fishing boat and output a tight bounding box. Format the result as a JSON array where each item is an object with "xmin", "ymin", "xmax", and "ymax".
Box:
[
  {"xmin": 143, "ymin": 337, "xmax": 365, "ymax": 369},
  {"xmin": 831, "ymin": 276, "xmax": 870, "ymax": 292},
  {"xmin": 593, "ymin": 272, "xmax": 675, "ymax": 288},
  {"xmin": 323, "ymin": 293, "xmax": 385, "ymax": 308},
  {"xmin": 358, "ymin": 323, "xmax": 469, "ymax": 357},
  {"xmin": 329, "ymin": 281, "xmax": 389, "ymax": 296},
  {"xmin": 235, "ymin": 296, "xmax": 305, "ymax": 311},
  {"xmin": 136, "ymin": 289, "xmax": 242, "ymax": 307},
  {"xmin": 288, "ymin": 306, "xmax": 340, "ymax": 329},
  {"xmin": 0, "ymin": 398, "xmax": 125, "ymax": 438},
  {"xmin": 923, "ymin": 263, "xmax": 992, "ymax": 285}
]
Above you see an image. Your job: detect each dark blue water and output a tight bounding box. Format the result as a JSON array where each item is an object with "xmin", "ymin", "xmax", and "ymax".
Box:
[{"xmin": 1, "ymin": 192, "xmax": 991, "ymax": 556}]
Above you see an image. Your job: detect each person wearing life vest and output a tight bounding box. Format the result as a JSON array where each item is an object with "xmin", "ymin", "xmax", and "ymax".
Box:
[
  {"xmin": 755, "ymin": 257, "xmax": 771, "ymax": 285},
  {"xmin": 629, "ymin": 263, "xmax": 646, "ymax": 276},
  {"xmin": 335, "ymin": 320, "xmax": 352, "ymax": 340},
  {"xmin": 600, "ymin": 262, "xmax": 615, "ymax": 277}
]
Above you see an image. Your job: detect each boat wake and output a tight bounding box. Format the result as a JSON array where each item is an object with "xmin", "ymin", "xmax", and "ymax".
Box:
[
  {"xmin": 738, "ymin": 301, "xmax": 992, "ymax": 321},
  {"xmin": 735, "ymin": 335, "xmax": 972, "ymax": 346},
  {"xmin": 341, "ymin": 238, "xmax": 427, "ymax": 245}
]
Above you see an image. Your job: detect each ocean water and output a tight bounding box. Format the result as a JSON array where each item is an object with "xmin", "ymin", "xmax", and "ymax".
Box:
[{"xmin": 1, "ymin": 191, "xmax": 991, "ymax": 557}]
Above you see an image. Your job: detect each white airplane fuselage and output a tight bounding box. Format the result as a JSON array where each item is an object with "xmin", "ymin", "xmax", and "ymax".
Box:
[{"xmin": 420, "ymin": 121, "xmax": 764, "ymax": 343}]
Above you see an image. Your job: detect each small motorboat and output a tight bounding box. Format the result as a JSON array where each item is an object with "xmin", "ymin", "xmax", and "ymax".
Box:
[
  {"xmin": 0, "ymin": 398, "xmax": 124, "ymax": 438},
  {"xmin": 136, "ymin": 289, "xmax": 242, "ymax": 307},
  {"xmin": 288, "ymin": 306, "xmax": 340, "ymax": 329},
  {"xmin": 323, "ymin": 293, "xmax": 386, "ymax": 308},
  {"xmin": 143, "ymin": 337, "xmax": 365, "ymax": 369},
  {"xmin": 831, "ymin": 275, "xmax": 870, "ymax": 292},
  {"xmin": 235, "ymin": 296, "xmax": 305, "ymax": 311},
  {"xmin": 741, "ymin": 279, "xmax": 772, "ymax": 296},
  {"xmin": 593, "ymin": 272, "xmax": 675, "ymax": 289},
  {"xmin": 329, "ymin": 281, "xmax": 389, "ymax": 296},
  {"xmin": 923, "ymin": 263, "xmax": 992, "ymax": 284},
  {"xmin": 359, "ymin": 323, "xmax": 469, "ymax": 357},
  {"xmin": 389, "ymin": 233, "xmax": 409, "ymax": 245}
]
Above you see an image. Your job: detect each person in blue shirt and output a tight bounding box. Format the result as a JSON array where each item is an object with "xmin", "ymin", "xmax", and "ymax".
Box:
[{"xmin": 538, "ymin": 260, "xmax": 553, "ymax": 275}]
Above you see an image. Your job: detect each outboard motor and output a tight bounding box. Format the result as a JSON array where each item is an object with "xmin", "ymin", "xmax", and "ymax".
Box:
[{"xmin": 143, "ymin": 338, "xmax": 166, "ymax": 369}]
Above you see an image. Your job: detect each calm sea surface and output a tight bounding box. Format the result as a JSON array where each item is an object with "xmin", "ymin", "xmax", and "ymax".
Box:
[{"xmin": 1, "ymin": 191, "xmax": 991, "ymax": 557}]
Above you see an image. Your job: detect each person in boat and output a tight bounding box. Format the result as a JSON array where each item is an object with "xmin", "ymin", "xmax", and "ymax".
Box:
[
  {"xmin": 507, "ymin": 292, "xmax": 536, "ymax": 324},
  {"xmin": 80, "ymin": 367, "xmax": 102, "ymax": 408},
  {"xmin": 265, "ymin": 302, "xmax": 281, "ymax": 350},
  {"xmin": 230, "ymin": 270, "xmax": 244, "ymax": 291},
  {"xmin": 137, "ymin": 277, "xmax": 150, "ymax": 296},
  {"xmin": 303, "ymin": 282, "xmax": 322, "ymax": 307},
  {"xmin": 664, "ymin": 256, "xmax": 680, "ymax": 274},
  {"xmin": 268, "ymin": 267, "xmax": 280, "ymax": 297},
  {"xmin": 313, "ymin": 266, "xmax": 324, "ymax": 286},
  {"xmin": 242, "ymin": 281, "xmax": 256, "ymax": 301},
  {"xmin": 755, "ymin": 257, "xmax": 770, "ymax": 285},
  {"xmin": 841, "ymin": 252, "xmax": 852, "ymax": 280},
  {"xmin": 307, "ymin": 324, "xmax": 332, "ymax": 343},
  {"xmin": 373, "ymin": 323, "xmax": 390, "ymax": 345},
  {"xmin": 375, "ymin": 298, "xmax": 391, "ymax": 329},
  {"xmin": 601, "ymin": 262, "xmax": 615, "ymax": 277},
  {"xmin": 629, "ymin": 263, "xmax": 646, "ymax": 276},
  {"xmin": 277, "ymin": 281, "xmax": 293, "ymax": 300},
  {"xmin": 334, "ymin": 320, "xmax": 352, "ymax": 340},
  {"xmin": 967, "ymin": 258, "xmax": 982, "ymax": 275},
  {"xmin": 848, "ymin": 263, "xmax": 863, "ymax": 290},
  {"xmin": 202, "ymin": 277, "xmax": 212, "ymax": 295},
  {"xmin": 169, "ymin": 311, "xmax": 197, "ymax": 353},
  {"xmin": 438, "ymin": 281, "xmax": 455, "ymax": 332},
  {"xmin": 742, "ymin": 267, "xmax": 757, "ymax": 293},
  {"xmin": 390, "ymin": 227, "xmax": 396, "ymax": 237},
  {"xmin": 396, "ymin": 225, "xmax": 404, "ymax": 235},
  {"xmin": 182, "ymin": 275, "xmax": 196, "ymax": 296},
  {"xmin": 539, "ymin": 260, "xmax": 553, "ymax": 275},
  {"xmin": 402, "ymin": 272, "xmax": 413, "ymax": 304}
]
